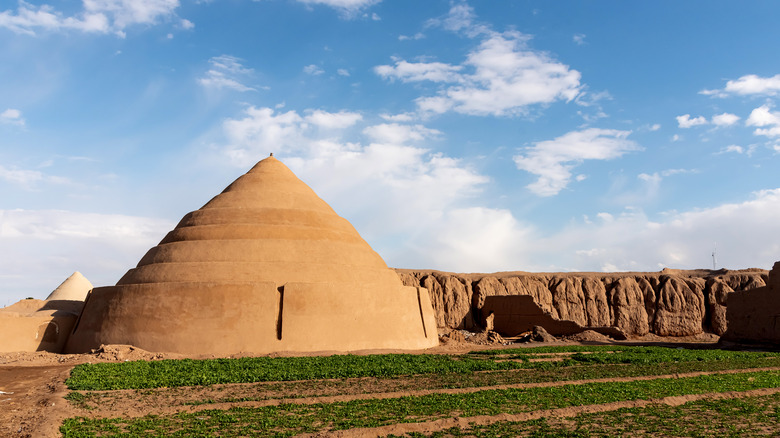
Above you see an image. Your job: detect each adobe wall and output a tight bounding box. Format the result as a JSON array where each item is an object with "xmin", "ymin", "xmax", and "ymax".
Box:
[
  {"xmin": 396, "ymin": 268, "xmax": 769, "ymax": 337},
  {"xmin": 722, "ymin": 261, "xmax": 780, "ymax": 344},
  {"xmin": 0, "ymin": 299, "xmax": 83, "ymax": 353},
  {"xmin": 65, "ymin": 282, "xmax": 438, "ymax": 355}
]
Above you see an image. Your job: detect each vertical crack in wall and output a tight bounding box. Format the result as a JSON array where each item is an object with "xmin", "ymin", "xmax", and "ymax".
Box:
[
  {"xmin": 416, "ymin": 288, "xmax": 428, "ymax": 338},
  {"xmin": 276, "ymin": 285, "xmax": 284, "ymax": 341}
]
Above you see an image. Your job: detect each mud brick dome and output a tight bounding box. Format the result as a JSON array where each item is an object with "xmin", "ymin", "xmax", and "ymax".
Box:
[{"xmin": 65, "ymin": 155, "xmax": 438, "ymax": 354}]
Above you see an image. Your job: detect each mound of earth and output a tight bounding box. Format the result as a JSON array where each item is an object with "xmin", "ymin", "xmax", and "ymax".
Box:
[{"xmin": 565, "ymin": 330, "xmax": 611, "ymax": 342}]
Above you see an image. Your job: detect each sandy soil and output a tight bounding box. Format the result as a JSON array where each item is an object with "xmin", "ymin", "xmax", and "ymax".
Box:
[{"xmin": 0, "ymin": 364, "xmax": 76, "ymax": 438}]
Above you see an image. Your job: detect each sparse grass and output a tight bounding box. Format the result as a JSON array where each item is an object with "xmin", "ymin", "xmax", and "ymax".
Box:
[
  {"xmin": 64, "ymin": 392, "xmax": 93, "ymax": 411},
  {"xmin": 61, "ymin": 370, "xmax": 780, "ymax": 437}
]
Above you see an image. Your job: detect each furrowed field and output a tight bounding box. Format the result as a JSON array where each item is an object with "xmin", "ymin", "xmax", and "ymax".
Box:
[{"xmin": 59, "ymin": 345, "xmax": 780, "ymax": 437}]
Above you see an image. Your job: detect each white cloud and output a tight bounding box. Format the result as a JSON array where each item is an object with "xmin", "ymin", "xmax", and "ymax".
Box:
[
  {"xmin": 635, "ymin": 168, "xmax": 696, "ymax": 198},
  {"xmin": 0, "ymin": 165, "xmax": 45, "ymax": 187},
  {"xmin": 716, "ymin": 144, "xmax": 748, "ymax": 155},
  {"xmin": 198, "ymin": 55, "xmax": 256, "ymax": 92},
  {"xmin": 746, "ymin": 105, "xmax": 780, "ymax": 138},
  {"xmin": 0, "ymin": 108, "xmax": 25, "ymax": 126},
  {"xmin": 0, "ymin": 209, "xmax": 169, "ymax": 241},
  {"xmin": 363, "ymin": 123, "xmax": 440, "ymax": 144},
  {"xmin": 513, "ymin": 128, "xmax": 640, "ymax": 197},
  {"xmin": 0, "ymin": 209, "xmax": 173, "ymax": 303},
  {"xmin": 0, "ymin": 164, "xmax": 70, "ymax": 189},
  {"xmin": 676, "ymin": 114, "xmax": 708, "ymax": 128},
  {"xmin": 676, "ymin": 113, "xmax": 739, "ymax": 129},
  {"xmin": 415, "ymin": 95, "xmax": 453, "ymax": 114},
  {"xmin": 398, "ymin": 32, "xmax": 425, "ymax": 41},
  {"xmin": 304, "ymin": 109, "xmax": 362, "ymax": 130},
  {"xmin": 541, "ymin": 189, "xmax": 780, "ymax": 272},
  {"xmin": 660, "ymin": 168, "xmax": 696, "ymax": 177},
  {"xmin": 575, "ymin": 91, "xmax": 610, "ymax": 122},
  {"xmin": 84, "ymin": 0, "xmax": 179, "ymax": 31},
  {"xmin": 392, "ymin": 187, "xmax": 780, "ymax": 273},
  {"xmin": 303, "ymin": 64, "xmax": 324, "ymax": 75},
  {"xmin": 596, "ymin": 212, "xmax": 614, "ymax": 222},
  {"xmin": 222, "ymin": 107, "xmax": 305, "ymax": 164},
  {"xmin": 572, "ymin": 33, "xmax": 586, "ymax": 45},
  {"xmin": 746, "ymin": 105, "xmax": 780, "ymax": 126},
  {"xmin": 426, "ymin": 3, "xmax": 489, "ymax": 38},
  {"xmin": 380, "ymin": 112, "xmax": 415, "ymax": 123},
  {"xmin": 701, "ymin": 74, "xmax": 780, "ymax": 97},
  {"xmin": 433, "ymin": 32, "xmax": 581, "ymax": 116},
  {"xmin": 295, "ymin": 0, "xmax": 381, "ymax": 17},
  {"xmin": 383, "ymin": 33, "xmax": 581, "ymax": 117},
  {"xmin": 637, "ymin": 172, "xmax": 662, "ymax": 185},
  {"xmin": 711, "ymin": 112, "xmax": 740, "ymax": 126},
  {"xmin": 409, "ymin": 207, "xmax": 532, "ymax": 272},
  {"xmin": 336, "ymin": 68, "xmax": 350, "ymax": 77},
  {"xmin": 0, "ymin": 0, "xmax": 183, "ymax": 37},
  {"xmin": 374, "ymin": 60, "xmax": 463, "ymax": 83},
  {"xmin": 377, "ymin": 6, "xmax": 581, "ymax": 117}
]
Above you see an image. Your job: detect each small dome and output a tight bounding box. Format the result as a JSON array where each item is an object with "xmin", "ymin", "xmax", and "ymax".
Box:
[{"xmin": 46, "ymin": 271, "xmax": 92, "ymax": 301}]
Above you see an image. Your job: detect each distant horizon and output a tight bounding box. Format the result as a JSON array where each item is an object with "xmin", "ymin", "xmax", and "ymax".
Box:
[{"xmin": 2, "ymin": 0, "xmax": 779, "ymax": 305}]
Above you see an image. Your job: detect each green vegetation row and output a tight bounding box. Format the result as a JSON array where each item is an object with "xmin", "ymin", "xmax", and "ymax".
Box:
[
  {"xmin": 471, "ymin": 344, "xmax": 776, "ymax": 361},
  {"xmin": 65, "ymin": 356, "xmax": 780, "ymax": 411},
  {"xmin": 397, "ymin": 391, "xmax": 780, "ymax": 437},
  {"xmin": 66, "ymin": 346, "xmax": 778, "ymax": 391},
  {"xmin": 61, "ymin": 370, "xmax": 780, "ymax": 437},
  {"xmin": 66, "ymin": 354, "xmax": 523, "ymax": 390}
]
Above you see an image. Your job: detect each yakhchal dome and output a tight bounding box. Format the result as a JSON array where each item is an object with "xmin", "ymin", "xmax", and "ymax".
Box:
[{"xmin": 65, "ymin": 155, "xmax": 438, "ymax": 354}]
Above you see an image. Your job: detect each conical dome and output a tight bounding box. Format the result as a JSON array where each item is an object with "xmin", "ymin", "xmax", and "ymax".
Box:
[
  {"xmin": 46, "ymin": 271, "xmax": 92, "ymax": 301},
  {"xmin": 116, "ymin": 156, "xmax": 397, "ymax": 287},
  {"xmin": 65, "ymin": 156, "xmax": 438, "ymax": 355}
]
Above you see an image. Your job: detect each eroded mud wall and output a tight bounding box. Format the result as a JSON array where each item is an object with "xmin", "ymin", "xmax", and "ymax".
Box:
[{"xmin": 395, "ymin": 269, "xmax": 768, "ymax": 337}]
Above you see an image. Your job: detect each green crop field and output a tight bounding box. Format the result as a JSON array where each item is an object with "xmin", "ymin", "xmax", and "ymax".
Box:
[{"xmin": 60, "ymin": 345, "xmax": 780, "ymax": 437}]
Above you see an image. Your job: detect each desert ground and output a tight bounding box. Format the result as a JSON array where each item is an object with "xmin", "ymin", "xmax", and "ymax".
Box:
[{"xmin": 3, "ymin": 333, "xmax": 780, "ymax": 437}]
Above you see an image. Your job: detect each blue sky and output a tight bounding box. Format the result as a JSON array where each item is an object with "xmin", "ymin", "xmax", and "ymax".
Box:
[{"xmin": 2, "ymin": 0, "xmax": 780, "ymax": 304}]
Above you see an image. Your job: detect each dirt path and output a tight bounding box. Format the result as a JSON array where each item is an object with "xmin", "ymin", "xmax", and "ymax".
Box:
[
  {"xmin": 316, "ymin": 387, "xmax": 780, "ymax": 437},
  {"xmin": 70, "ymin": 366, "xmax": 780, "ymax": 420},
  {"xmin": 0, "ymin": 365, "xmax": 79, "ymax": 438}
]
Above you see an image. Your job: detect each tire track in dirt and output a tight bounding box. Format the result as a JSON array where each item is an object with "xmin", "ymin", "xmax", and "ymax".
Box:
[
  {"xmin": 74, "ymin": 366, "xmax": 780, "ymax": 419},
  {"xmin": 0, "ymin": 365, "xmax": 80, "ymax": 438},
  {"xmin": 315, "ymin": 387, "xmax": 780, "ymax": 437}
]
